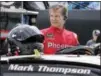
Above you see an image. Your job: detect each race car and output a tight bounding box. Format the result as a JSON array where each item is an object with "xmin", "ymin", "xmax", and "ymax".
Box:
[
  {"xmin": 0, "ymin": 23, "xmax": 100, "ymax": 76},
  {"xmin": 0, "ymin": 42, "xmax": 101, "ymax": 76}
]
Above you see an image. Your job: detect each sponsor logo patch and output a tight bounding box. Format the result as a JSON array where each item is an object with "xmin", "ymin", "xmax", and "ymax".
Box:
[{"xmin": 46, "ymin": 33, "xmax": 54, "ymax": 38}]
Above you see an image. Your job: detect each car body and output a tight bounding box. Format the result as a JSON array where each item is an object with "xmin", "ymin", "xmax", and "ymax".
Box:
[{"xmin": 0, "ymin": 54, "xmax": 100, "ymax": 76}]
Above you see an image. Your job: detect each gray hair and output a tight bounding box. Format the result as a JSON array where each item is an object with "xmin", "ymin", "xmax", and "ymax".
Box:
[{"xmin": 92, "ymin": 29, "xmax": 100, "ymax": 36}]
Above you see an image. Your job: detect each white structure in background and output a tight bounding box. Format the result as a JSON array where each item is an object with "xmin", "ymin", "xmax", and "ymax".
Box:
[
  {"xmin": 48, "ymin": 2, "xmax": 69, "ymax": 16},
  {"xmin": 34, "ymin": 2, "xmax": 68, "ymax": 10},
  {"xmin": 48, "ymin": 2, "xmax": 68, "ymax": 8},
  {"xmin": 87, "ymin": 2, "xmax": 100, "ymax": 10},
  {"xmin": 34, "ymin": 2, "xmax": 46, "ymax": 10}
]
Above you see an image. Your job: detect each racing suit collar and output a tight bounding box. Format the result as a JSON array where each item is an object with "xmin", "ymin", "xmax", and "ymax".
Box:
[{"xmin": 50, "ymin": 26, "xmax": 64, "ymax": 33}]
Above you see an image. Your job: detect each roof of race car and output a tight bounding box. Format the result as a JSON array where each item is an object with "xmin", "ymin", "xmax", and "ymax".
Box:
[{"xmin": 0, "ymin": 55, "xmax": 100, "ymax": 65}]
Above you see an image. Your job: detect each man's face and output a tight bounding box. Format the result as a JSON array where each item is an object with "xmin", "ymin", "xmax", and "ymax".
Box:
[{"xmin": 49, "ymin": 9, "xmax": 65, "ymax": 28}]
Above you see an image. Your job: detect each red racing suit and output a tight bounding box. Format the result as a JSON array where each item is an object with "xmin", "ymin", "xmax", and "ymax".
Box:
[{"xmin": 41, "ymin": 26, "xmax": 79, "ymax": 54}]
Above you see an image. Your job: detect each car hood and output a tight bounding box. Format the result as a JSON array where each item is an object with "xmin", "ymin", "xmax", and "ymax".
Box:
[{"xmin": 0, "ymin": 55, "xmax": 100, "ymax": 65}]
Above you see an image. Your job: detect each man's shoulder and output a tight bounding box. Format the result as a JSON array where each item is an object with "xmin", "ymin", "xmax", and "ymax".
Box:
[
  {"xmin": 64, "ymin": 29, "xmax": 77, "ymax": 36},
  {"xmin": 87, "ymin": 39, "xmax": 93, "ymax": 44},
  {"xmin": 86, "ymin": 39, "xmax": 94, "ymax": 46},
  {"xmin": 64, "ymin": 29, "xmax": 78, "ymax": 39}
]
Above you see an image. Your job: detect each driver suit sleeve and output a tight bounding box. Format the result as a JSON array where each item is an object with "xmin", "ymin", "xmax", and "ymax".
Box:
[{"xmin": 72, "ymin": 32, "xmax": 80, "ymax": 46}]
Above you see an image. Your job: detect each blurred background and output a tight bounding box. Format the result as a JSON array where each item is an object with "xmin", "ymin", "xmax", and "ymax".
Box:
[{"xmin": 0, "ymin": 1, "xmax": 100, "ymax": 47}]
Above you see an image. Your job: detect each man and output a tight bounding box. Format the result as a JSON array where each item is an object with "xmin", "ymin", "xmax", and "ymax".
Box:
[
  {"xmin": 41, "ymin": 4, "xmax": 79, "ymax": 54},
  {"xmin": 86, "ymin": 29, "xmax": 100, "ymax": 46}
]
